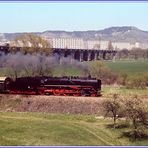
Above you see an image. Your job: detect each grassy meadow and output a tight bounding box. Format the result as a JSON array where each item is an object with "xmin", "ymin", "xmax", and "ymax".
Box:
[
  {"xmin": 102, "ymin": 86, "xmax": 148, "ymax": 96},
  {"xmin": 104, "ymin": 60, "xmax": 148, "ymax": 75},
  {"xmin": 52, "ymin": 59, "xmax": 148, "ymax": 76},
  {"xmin": 0, "ymin": 112, "xmax": 148, "ymax": 146},
  {"xmin": 53, "ymin": 59, "xmax": 148, "ymax": 76},
  {"xmin": 52, "ymin": 65, "xmax": 84, "ymax": 77}
]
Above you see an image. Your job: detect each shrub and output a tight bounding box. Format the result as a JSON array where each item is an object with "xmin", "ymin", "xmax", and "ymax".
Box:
[
  {"xmin": 117, "ymin": 72, "xmax": 128, "ymax": 86},
  {"xmin": 125, "ymin": 75, "xmax": 147, "ymax": 89},
  {"xmin": 123, "ymin": 95, "xmax": 148, "ymax": 140},
  {"xmin": 88, "ymin": 61, "xmax": 118, "ymax": 85},
  {"xmin": 102, "ymin": 93, "xmax": 123, "ymax": 128}
]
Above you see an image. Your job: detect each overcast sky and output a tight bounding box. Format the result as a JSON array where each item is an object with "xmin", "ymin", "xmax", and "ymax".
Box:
[{"xmin": 0, "ymin": 2, "xmax": 148, "ymax": 33}]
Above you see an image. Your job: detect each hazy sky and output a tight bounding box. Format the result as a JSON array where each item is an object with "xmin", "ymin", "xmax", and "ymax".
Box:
[{"xmin": 0, "ymin": 2, "xmax": 148, "ymax": 33}]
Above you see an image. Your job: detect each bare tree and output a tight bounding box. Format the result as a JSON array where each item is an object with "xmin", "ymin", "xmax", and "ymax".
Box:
[
  {"xmin": 102, "ymin": 93, "xmax": 121, "ymax": 128},
  {"xmin": 10, "ymin": 33, "xmax": 52, "ymax": 55},
  {"xmin": 124, "ymin": 95, "xmax": 148, "ymax": 139}
]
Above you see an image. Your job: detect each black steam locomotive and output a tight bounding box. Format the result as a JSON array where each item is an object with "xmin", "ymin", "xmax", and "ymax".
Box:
[{"xmin": 0, "ymin": 76, "xmax": 101, "ymax": 97}]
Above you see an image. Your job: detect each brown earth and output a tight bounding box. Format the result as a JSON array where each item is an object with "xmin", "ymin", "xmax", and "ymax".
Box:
[{"xmin": 0, "ymin": 95, "xmax": 105, "ymax": 115}]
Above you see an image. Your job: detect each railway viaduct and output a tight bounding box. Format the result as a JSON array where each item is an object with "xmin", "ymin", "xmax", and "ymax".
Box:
[
  {"xmin": 53, "ymin": 48, "xmax": 117, "ymax": 61},
  {"xmin": 0, "ymin": 45, "xmax": 117, "ymax": 61}
]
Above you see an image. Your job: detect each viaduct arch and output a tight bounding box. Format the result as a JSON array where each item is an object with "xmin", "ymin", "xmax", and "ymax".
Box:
[{"xmin": 0, "ymin": 45, "xmax": 117, "ymax": 62}]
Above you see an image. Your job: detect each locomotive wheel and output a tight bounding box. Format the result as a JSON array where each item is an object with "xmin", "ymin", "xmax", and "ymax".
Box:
[
  {"xmin": 81, "ymin": 90, "xmax": 92, "ymax": 96},
  {"xmin": 53, "ymin": 90, "xmax": 62, "ymax": 96},
  {"xmin": 81, "ymin": 90, "xmax": 87, "ymax": 96},
  {"xmin": 53, "ymin": 92, "xmax": 61, "ymax": 96},
  {"xmin": 91, "ymin": 93, "xmax": 97, "ymax": 97}
]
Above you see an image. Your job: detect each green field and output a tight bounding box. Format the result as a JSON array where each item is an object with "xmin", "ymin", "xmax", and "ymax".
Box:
[
  {"xmin": 0, "ymin": 112, "xmax": 147, "ymax": 146},
  {"xmin": 102, "ymin": 86, "xmax": 148, "ymax": 96},
  {"xmin": 52, "ymin": 60, "xmax": 148, "ymax": 76},
  {"xmin": 104, "ymin": 60, "xmax": 148, "ymax": 75},
  {"xmin": 47, "ymin": 60, "xmax": 148, "ymax": 77},
  {"xmin": 52, "ymin": 65, "xmax": 84, "ymax": 77}
]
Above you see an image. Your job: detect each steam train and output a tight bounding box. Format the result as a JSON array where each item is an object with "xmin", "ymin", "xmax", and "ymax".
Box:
[{"xmin": 0, "ymin": 76, "xmax": 101, "ymax": 97}]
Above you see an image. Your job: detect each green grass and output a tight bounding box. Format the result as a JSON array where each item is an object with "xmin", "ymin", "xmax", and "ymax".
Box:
[
  {"xmin": 52, "ymin": 65, "xmax": 83, "ymax": 76},
  {"xmin": 0, "ymin": 112, "xmax": 147, "ymax": 146},
  {"xmin": 102, "ymin": 86, "xmax": 148, "ymax": 96},
  {"xmin": 55, "ymin": 59, "xmax": 148, "ymax": 77},
  {"xmin": 104, "ymin": 60, "xmax": 148, "ymax": 75},
  {"xmin": 52, "ymin": 60, "xmax": 148, "ymax": 76}
]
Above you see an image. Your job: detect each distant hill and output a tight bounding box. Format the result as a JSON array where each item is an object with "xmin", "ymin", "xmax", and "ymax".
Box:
[{"xmin": 1, "ymin": 26, "xmax": 148, "ymax": 43}]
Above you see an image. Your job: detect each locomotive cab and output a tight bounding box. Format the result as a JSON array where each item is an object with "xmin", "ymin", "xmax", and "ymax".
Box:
[
  {"xmin": 0, "ymin": 77, "xmax": 13, "ymax": 93},
  {"xmin": 0, "ymin": 77, "xmax": 6, "ymax": 92}
]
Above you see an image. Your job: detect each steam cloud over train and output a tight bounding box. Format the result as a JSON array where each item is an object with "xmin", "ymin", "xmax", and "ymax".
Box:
[{"xmin": 0, "ymin": 76, "xmax": 101, "ymax": 97}]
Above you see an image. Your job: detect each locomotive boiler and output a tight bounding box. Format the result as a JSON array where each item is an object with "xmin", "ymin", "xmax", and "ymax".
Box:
[{"xmin": 0, "ymin": 76, "xmax": 101, "ymax": 97}]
